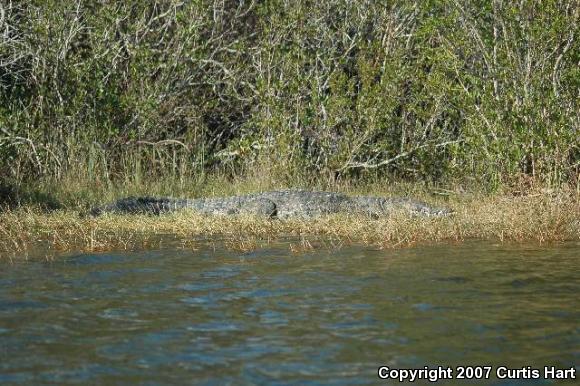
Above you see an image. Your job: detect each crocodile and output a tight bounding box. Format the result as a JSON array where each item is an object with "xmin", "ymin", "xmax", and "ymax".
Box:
[{"xmin": 89, "ymin": 190, "xmax": 451, "ymax": 219}]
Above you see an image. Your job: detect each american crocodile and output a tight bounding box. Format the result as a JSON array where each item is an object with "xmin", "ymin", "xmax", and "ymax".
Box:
[{"xmin": 89, "ymin": 190, "xmax": 451, "ymax": 219}]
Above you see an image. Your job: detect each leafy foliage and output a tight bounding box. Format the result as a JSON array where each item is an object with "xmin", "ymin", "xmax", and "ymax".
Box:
[{"xmin": 0, "ymin": 0, "xmax": 578, "ymax": 187}]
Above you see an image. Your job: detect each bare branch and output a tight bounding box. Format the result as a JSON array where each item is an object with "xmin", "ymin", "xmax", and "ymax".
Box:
[
  {"xmin": 552, "ymin": 30, "xmax": 575, "ymax": 97},
  {"xmin": 128, "ymin": 139, "xmax": 189, "ymax": 150},
  {"xmin": 339, "ymin": 140, "xmax": 463, "ymax": 171}
]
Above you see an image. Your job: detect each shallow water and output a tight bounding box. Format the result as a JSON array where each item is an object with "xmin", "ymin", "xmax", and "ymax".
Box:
[{"xmin": 0, "ymin": 241, "xmax": 578, "ymax": 385}]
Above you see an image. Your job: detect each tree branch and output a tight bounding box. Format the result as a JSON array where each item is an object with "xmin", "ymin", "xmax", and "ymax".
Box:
[{"xmin": 339, "ymin": 140, "xmax": 463, "ymax": 171}]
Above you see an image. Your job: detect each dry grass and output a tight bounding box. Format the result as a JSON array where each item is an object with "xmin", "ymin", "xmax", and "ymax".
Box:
[{"xmin": 1, "ymin": 189, "xmax": 578, "ymax": 260}]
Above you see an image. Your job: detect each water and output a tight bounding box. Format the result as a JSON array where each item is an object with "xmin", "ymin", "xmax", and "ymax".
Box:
[{"xmin": 0, "ymin": 241, "xmax": 578, "ymax": 385}]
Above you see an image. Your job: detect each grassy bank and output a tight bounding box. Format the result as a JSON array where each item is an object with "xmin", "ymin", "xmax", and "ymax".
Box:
[{"xmin": 1, "ymin": 180, "xmax": 577, "ymax": 260}]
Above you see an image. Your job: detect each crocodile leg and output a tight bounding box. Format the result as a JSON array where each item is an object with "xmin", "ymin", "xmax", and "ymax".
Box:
[{"xmin": 237, "ymin": 198, "xmax": 277, "ymax": 218}]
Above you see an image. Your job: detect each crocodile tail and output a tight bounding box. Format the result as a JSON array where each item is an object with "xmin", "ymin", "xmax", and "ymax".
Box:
[{"xmin": 89, "ymin": 196, "xmax": 188, "ymax": 216}]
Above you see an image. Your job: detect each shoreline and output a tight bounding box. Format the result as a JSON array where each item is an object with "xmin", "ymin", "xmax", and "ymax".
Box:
[{"xmin": 1, "ymin": 190, "xmax": 578, "ymax": 260}]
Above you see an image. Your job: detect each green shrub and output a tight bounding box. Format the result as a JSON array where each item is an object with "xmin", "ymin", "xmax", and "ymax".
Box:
[{"xmin": 0, "ymin": 0, "xmax": 577, "ymax": 188}]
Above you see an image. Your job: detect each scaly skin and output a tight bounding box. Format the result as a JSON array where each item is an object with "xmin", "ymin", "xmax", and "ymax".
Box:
[{"xmin": 89, "ymin": 190, "xmax": 452, "ymax": 218}]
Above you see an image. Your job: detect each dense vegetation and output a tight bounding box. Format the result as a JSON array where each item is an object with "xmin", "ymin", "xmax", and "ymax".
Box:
[{"xmin": 0, "ymin": 0, "xmax": 578, "ymax": 191}]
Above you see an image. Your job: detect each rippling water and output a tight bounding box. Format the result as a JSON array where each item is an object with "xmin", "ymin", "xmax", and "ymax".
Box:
[{"xmin": 0, "ymin": 241, "xmax": 578, "ymax": 384}]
